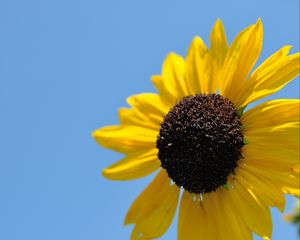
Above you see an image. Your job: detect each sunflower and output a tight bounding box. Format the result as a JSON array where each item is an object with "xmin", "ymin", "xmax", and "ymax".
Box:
[{"xmin": 93, "ymin": 19, "xmax": 300, "ymax": 240}]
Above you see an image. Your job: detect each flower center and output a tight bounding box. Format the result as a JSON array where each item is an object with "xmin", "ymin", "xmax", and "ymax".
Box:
[{"xmin": 156, "ymin": 94, "xmax": 244, "ymax": 194}]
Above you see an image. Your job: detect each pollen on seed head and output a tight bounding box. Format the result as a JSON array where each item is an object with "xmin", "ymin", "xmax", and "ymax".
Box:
[{"xmin": 156, "ymin": 94, "xmax": 244, "ymax": 194}]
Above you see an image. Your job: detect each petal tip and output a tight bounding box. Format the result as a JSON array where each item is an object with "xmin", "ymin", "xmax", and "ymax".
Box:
[
  {"xmin": 192, "ymin": 36, "xmax": 204, "ymax": 44},
  {"xmin": 92, "ymin": 129, "xmax": 100, "ymax": 139},
  {"xmin": 256, "ymin": 17, "xmax": 262, "ymax": 24},
  {"xmin": 91, "ymin": 130, "xmax": 96, "ymax": 138},
  {"xmin": 102, "ymin": 168, "xmax": 113, "ymax": 179},
  {"xmin": 214, "ymin": 18, "xmax": 224, "ymax": 27},
  {"xmin": 255, "ymin": 17, "xmax": 263, "ymax": 31},
  {"xmin": 123, "ymin": 217, "xmax": 131, "ymax": 226},
  {"xmin": 151, "ymin": 75, "xmax": 161, "ymax": 83}
]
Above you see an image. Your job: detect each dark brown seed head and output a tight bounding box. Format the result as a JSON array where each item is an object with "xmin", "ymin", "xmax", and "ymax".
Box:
[{"xmin": 156, "ymin": 94, "xmax": 244, "ymax": 194}]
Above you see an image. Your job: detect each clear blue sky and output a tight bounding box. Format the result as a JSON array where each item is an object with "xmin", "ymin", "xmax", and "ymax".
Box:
[{"xmin": 0, "ymin": 0, "xmax": 299, "ymax": 239}]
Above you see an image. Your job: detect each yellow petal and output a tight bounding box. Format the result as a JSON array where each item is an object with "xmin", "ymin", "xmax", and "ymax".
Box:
[
  {"xmin": 93, "ymin": 125, "xmax": 157, "ymax": 154},
  {"xmin": 126, "ymin": 93, "xmax": 168, "ymax": 122},
  {"xmin": 178, "ymin": 191, "xmax": 217, "ymax": 240},
  {"xmin": 242, "ymin": 99, "xmax": 300, "ymax": 129},
  {"xmin": 118, "ymin": 108, "xmax": 159, "ymax": 131},
  {"xmin": 283, "ymin": 187, "xmax": 300, "ymax": 197},
  {"xmin": 248, "ymin": 45, "xmax": 292, "ymax": 79},
  {"xmin": 230, "ymin": 180, "xmax": 272, "ymax": 238},
  {"xmin": 210, "ymin": 19, "xmax": 228, "ymax": 65},
  {"xmin": 236, "ymin": 166, "xmax": 286, "ymax": 212},
  {"xmin": 203, "ymin": 193, "xmax": 226, "ymax": 240},
  {"xmin": 234, "ymin": 46, "xmax": 292, "ymax": 108},
  {"xmin": 102, "ymin": 149, "xmax": 160, "ymax": 180},
  {"xmin": 203, "ymin": 189, "xmax": 253, "ymax": 240},
  {"xmin": 125, "ymin": 170, "xmax": 180, "ymax": 240},
  {"xmin": 242, "ymin": 100, "xmax": 300, "ymax": 163},
  {"xmin": 244, "ymin": 122, "xmax": 299, "ymax": 151},
  {"xmin": 152, "ymin": 53, "xmax": 188, "ymax": 106},
  {"xmin": 215, "ymin": 188, "xmax": 253, "ymax": 240},
  {"xmin": 185, "ymin": 36, "xmax": 211, "ymax": 94},
  {"xmin": 220, "ymin": 19, "xmax": 263, "ymax": 107},
  {"xmin": 177, "ymin": 191, "xmax": 193, "ymax": 240},
  {"xmin": 209, "ymin": 19, "xmax": 228, "ymax": 93},
  {"xmin": 241, "ymin": 163, "xmax": 300, "ymax": 198},
  {"xmin": 119, "ymin": 93, "xmax": 168, "ymax": 131},
  {"xmin": 236, "ymin": 52, "xmax": 300, "ymax": 107},
  {"xmin": 242, "ymin": 143, "xmax": 299, "ymax": 171}
]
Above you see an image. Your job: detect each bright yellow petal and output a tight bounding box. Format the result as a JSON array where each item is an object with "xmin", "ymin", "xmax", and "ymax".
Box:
[
  {"xmin": 203, "ymin": 189, "xmax": 253, "ymax": 240},
  {"xmin": 242, "ymin": 99, "xmax": 300, "ymax": 129},
  {"xmin": 210, "ymin": 19, "xmax": 228, "ymax": 65},
  {"xmin": 177, "ymin": 191, "xmax": 193, "ymax": 240},
  {"xmin": 236, "ymin": 165, "xmax": 286, "ymax": 212},
  {"xmin": 214, "ymin": 188, "xmax": 253, "ymax": 240},
  {"xmin": 283, "ymin": 187, "xmax": 300, "ymax": 197},
  {"xmin": 242, "ymin": 143, "xmax": 299, "ymax": 171},
  {"xmin": 246, "ymin": 45, "xmax": 292, "ymax": 80},
  {"xmin": 242, "ymin": 163, "xmax": 300, "ymax": 198},
  {"xmin": 229, "ymin": 180, "xmax": 272, "ymax": 239},
  {"xmin": 203, "ymin": 193, "xmax": 226, "ymax": 240},
  {"xmin": 102, "ymin": 148, "xmax": 160, "ymax": 180},
  {"xmin": 178, "ymin": 191, "xmax": 217, "ymax": 240},
  {"xmin": 126, "ymin": 93, "xmax": 169, "ymax": 122},
  {"xmin": 209, "ymin": 19, "xmax": 228, "ymax": 93},
  {"xmin": 242, "ymin": 100, "xmax": 300, "ymax": 170},
  {"xmin": 119, "ymin": 93, "xmax": 168, "ymax": 130},
  {"xmin": 185, "ymin": 36, "xmax": 211, "ymax": 94},
  {"xmin": 234, "ymin": 46, "xmax": 292, "ymax": 107},
  {"xmin": 93, "ymin": 125, "xmax": 157, "ymax": 154},
  {"xmin": 125, "ymin": 170, "xmax": 180, "ymax": 240},
  {"xmin": 243, "ymin": 122, "xmax": 299, "ymax": 151},
  {"xmin": 152, "ymin": 53, "xmax": 188, "ymax": 106},
  {"xmin": 236, "ymin": 52, "xmax": 300, "ymax": 107},
  {"xmin": 220, "ymin": 19, "xmax": 263, "ymax": 108},
  {"xmin": 119, "ymin": 108, "xmax": 159, "ymax": 131}
]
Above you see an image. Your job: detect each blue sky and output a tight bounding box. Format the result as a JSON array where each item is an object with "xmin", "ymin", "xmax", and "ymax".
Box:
[{"xmin": 0, "ymin": 0, "xmax": 299, "ymax": 239}]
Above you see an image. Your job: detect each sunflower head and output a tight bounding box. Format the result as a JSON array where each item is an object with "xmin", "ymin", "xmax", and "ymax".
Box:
[{"xmin": 93, "ymin": 19, "xmax": 300, "ymax": 240}]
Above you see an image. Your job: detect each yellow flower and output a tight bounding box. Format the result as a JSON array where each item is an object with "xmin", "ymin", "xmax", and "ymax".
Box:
[{"xmin": 93, "ymin": 19, "xmax": 300, "ymax": 240}]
